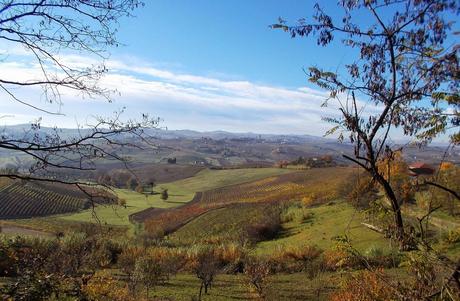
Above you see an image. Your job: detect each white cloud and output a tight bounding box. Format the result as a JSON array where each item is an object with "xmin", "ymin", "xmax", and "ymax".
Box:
[{"xmin": 0, "ymin": 51, "xmax": 351, "ymax": 135}]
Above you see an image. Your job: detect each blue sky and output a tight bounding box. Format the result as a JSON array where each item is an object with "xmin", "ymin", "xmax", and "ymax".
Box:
[
  {"xmin": 0, "ymin": 1, "xmax": 454, "ymax": 141},
  {"xmin": 113, "ymin": 0, "xmax": 344, "ymax": 87}
]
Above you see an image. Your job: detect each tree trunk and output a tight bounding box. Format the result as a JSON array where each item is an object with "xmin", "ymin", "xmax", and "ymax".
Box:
[
  {"xmin": 376, "ymin": 174, "xmax": 405, "ymax": 244},
  {"xmin": 199, "ymin": 283, "xmax": 203, "ymax": 300}
]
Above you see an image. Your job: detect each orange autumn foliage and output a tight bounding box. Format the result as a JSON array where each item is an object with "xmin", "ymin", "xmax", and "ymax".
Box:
[{"xmin": 330, "ymin": 269, "xmax": 396, "ymax": 301}]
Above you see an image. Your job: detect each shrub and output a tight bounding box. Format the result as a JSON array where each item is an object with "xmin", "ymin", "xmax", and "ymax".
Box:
[
  {"xmin": 245, "ymin": 207, "xmax": 281, "ymax": 242},
  {"xmin": 330, "ymin": 269, "xmax": 396, "ymax": 301},
  {"xmin": 364, "ymin": 245, "xmax": 384, "ymax": 258},
  {"xmin": 215, "ymin": 243, "xmax": 247, "ymax": 273},
  {"xmin": 118, "ymin": 246, "xmax": 144, "ymax": 277},
  {"xmin": 118, "ymin": 198, "xmax": 127, "ymax": 207},
  {"xmin": 83, "ymin": 270, "xmax": 139, "ymax": 301},
  {"xmin": 443, "ymin": 229, "xmax": 460, "ymax": 245},
  {"xmin": 267, "ymin": 245, "xmax": 324, "ymax": 274},
  {"xmin": 323, "ymin": 249, "xmax": 361, "ymax": 271}
]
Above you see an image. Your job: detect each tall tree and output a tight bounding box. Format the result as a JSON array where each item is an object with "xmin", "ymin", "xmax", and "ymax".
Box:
[
  {"xmin": 273, "ymin": 0, "xmax": 459, "ymax": 246},
  {"xmin": 0, "ymin": 1, "xmax": 157, "ymax": 190}
]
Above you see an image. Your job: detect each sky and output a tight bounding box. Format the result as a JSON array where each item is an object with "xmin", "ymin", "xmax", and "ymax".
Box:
[{"xmin": 0, "ymin": 1, "xmax": 454, "ymax": 141}]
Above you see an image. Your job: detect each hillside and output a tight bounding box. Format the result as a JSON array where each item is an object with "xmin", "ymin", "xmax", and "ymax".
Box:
[
  {"xmin": 1, "ymin": 126, "xmax": 455, "ymax": 173},
  {"xmin": 0, "ymin": 181, "xmax": 89, "ymax": 219}
]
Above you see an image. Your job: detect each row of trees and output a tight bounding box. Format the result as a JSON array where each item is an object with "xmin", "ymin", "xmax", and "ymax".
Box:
[{"xmin": 97, "ymin": 171, "xmax": 168, "ymax": 199}]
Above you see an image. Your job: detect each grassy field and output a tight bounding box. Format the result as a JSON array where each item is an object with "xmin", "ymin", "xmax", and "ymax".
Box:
[
  {"xmin": 169, "ymin": 199, "xmax": 393, "ymax": 255},
  {"xmin": 23, "ymin": 168, "xmax": 293, "ymax": 228},
  {"xmin": 256, "ymin": 201, "xmax": 393, "ymax": 255},
  {"xmin": 147, "ymin": 272, "xmax": 339, "ymax": 300}
]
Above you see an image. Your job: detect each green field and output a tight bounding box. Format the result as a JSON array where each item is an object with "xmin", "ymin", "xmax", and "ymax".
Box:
[
  {"xmin": 256, "ymin": 201, "xmax": 393, "ymax": 255},
  {"xmin": 46, "ymin": 168, "xmax": 294, "ymax": 227},
  {"xmin": 146, "ymin": 272, "xmax": 338, "ymax": 300}
]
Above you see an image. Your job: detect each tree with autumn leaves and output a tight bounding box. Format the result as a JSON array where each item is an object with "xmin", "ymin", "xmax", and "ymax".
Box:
[
  {"xmin": 274, "ymin": 1, "xmax": 460, "ymax": 297},
  {"xmin": 273, "ymin": 0, "xmax": 459, "ymax": 248}
]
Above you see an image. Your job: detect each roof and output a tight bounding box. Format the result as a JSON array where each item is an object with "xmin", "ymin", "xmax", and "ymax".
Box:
[
  {"xmin": 408, "ymin": 162, "xmax": 435, "ymax": 175},
  {"xmin": 409, "ymin": 162, "xmax": 432, "ymax": 169}
]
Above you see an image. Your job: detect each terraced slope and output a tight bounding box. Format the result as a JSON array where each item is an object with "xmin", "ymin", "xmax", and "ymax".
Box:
[{"xmin": 0, "ymin": 182, "xmax": 89, "ymax": 219}]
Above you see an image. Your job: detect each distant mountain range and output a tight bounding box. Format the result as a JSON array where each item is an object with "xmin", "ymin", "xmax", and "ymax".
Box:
[
  {"xmin": 0, "ymin": 124, "xmax": 458, "ymax": 169},
  {"xmin": 0, "ymin": 124, "xmax": 336, "ymax": 143}
]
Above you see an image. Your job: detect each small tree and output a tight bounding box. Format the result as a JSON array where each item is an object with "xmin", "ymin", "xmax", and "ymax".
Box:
[
  {"xmin": 193, "ymin": 249, "xmax": 220, "ymax": 300},
  {"xmin": 132, "ymin": 255, "xmax": 166, "ymax": 299},
  {"xmin": 160, "ymin": 189, "xmax": 169, "ymax": 201},
  {"xmin": 126, "ymin": 177, "xmax": 139, "ymax": 191},
  {"xmin": 149, "ymin": 181, "xmax": 156, "ymax": 195},
  {"xmin": 244, "ymin": 258, "xmax": 271, "ymax": 300}
]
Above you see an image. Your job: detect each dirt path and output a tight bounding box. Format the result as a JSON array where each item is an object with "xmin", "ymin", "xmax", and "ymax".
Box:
[{"xmin": 402, "ymin": 206, "xmax": 460, "ymax": 230}]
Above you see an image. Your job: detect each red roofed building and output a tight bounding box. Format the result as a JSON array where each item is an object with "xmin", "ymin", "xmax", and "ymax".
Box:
[{"xmin": 408, "ymin": 162, "xmax": 435, "ymax": 176}]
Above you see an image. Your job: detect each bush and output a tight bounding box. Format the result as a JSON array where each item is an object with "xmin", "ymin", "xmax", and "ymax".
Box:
[
  {"xmin": 118, "ymin": 246, "xmax": 144, "ymax": 277},
  {"xmin": 245, "ymin": 207, "xmax": 281, "ymax": 242},
  {"xmin": 267, "ymin": 245, "xmax": 325, "ymax": 274},
  {"xmin": 443, "ymin": 229, "xmax": 460, "ymax": 245},
  {"xmin": 364, "ymin": 245, "xmax": 384, "ymax": 258},
  {"xmin": 160, "ymin": 189, "xmax": 169, "ymax": 200},
  {"xmin": 83, "ymin": 270, "xmax": 140, "ymax": 301},
  {"xmin": 330, "ymin": 269, "xmax": 396, "ymax": 301}
]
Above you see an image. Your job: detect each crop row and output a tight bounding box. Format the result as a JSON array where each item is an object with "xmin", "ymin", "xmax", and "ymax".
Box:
[{"xmin": 0, "ymin": 182, "xmax": 89, "ymax": 219}]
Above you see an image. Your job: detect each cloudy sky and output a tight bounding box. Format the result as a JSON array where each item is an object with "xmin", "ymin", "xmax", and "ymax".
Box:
[
  {"xmin": 0, "ymin": 0, "xmax": 450, "ymax": 142},
  {"xmin": 0, "ymin": 1, "xmax": 358, "ymax": 136}
]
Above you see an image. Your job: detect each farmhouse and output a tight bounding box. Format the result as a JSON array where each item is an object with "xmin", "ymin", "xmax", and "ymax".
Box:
[{"xmin": 408, "ymin": 162, "xmax": 435, "ymax": 177}]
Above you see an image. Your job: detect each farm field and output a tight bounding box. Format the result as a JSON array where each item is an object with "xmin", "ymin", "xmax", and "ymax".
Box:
[
  {"xmin": 0, "ymin": 224, "xmax": 54, "ymax": 238},
  {"xmin": 170, "ymin": 203, "xmax": 278, "ymax": 244},
  {"xmin": 0, "ymin": 181, "xmax": 88, "ymax": 219},
  {"xmin": 195, "ymin": 167, "xmax": 354, "ymax": 206},
  {"xmin": 15, "ymin": 168, "xmax": 294, "ymax": 228},
  {"xmin": 140, "ymin": 167, "xmax": 354, "ymax": 235}
]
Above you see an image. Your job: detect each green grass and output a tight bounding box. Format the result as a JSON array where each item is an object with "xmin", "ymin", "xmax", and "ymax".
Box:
[
  {"xmin": 149, "ymin": 272, "xmax": 337, "ymax": 300},
  {"xmin": 42, "ymin": 168, "xmax": 293, "ymax": 227},
  {"xmin": 59, "ymin": 189, "xmax": 172, "ymax": 226},
  {"xmin": 256, "ymin": 201, "xmax": 393, "ymax": 255}
]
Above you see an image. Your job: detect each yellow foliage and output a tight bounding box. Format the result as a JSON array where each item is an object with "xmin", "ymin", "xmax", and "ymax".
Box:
[
  {"xmin": 377, "ymin": 150, "xmax": 408, "ymax": 181},
  {"xmin": 439, "ymin": 161, "xmax": 455, "ymax": 171},
  {"xmin": 323, "ymin": 249, "xmax": 351, "ymax": 270},
  {"xmin": 330, "ymin": 269, "xmax": 395, "ymax": 301},
  {"xmin": 82, "ymin": 270, "xmax": 142, "ymax": 301}
]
